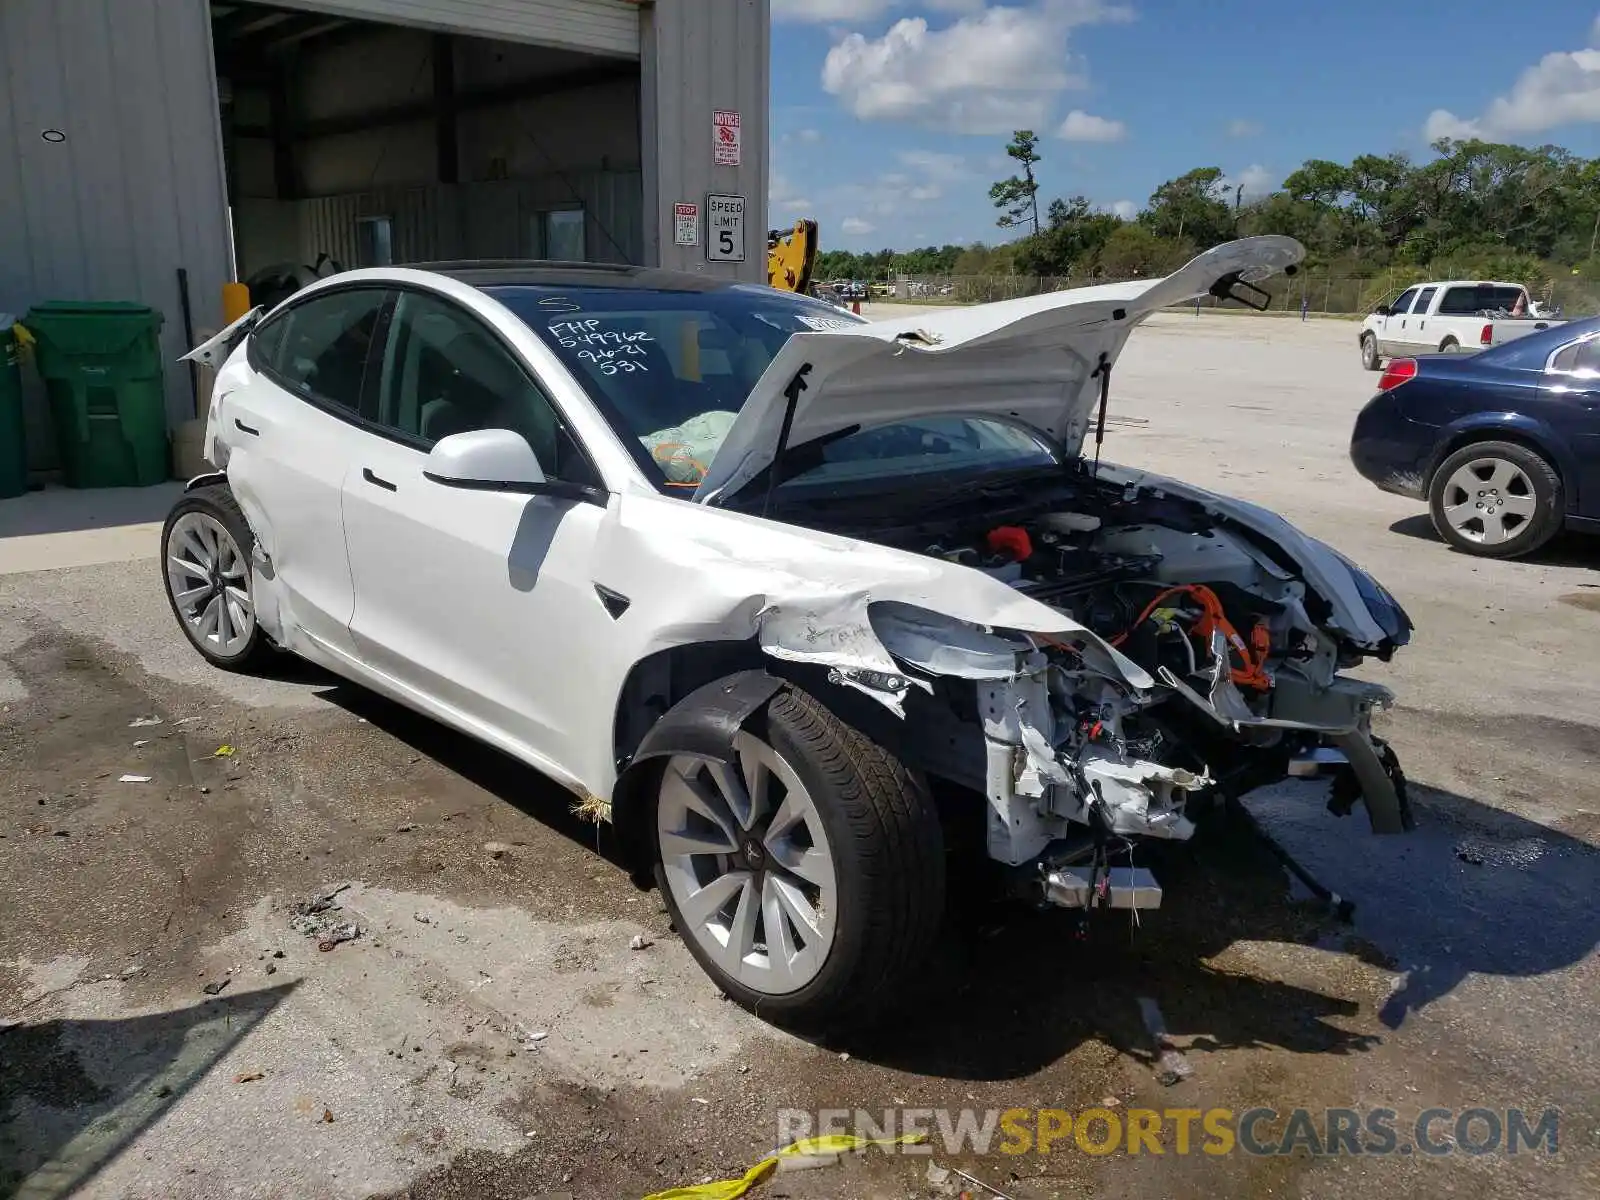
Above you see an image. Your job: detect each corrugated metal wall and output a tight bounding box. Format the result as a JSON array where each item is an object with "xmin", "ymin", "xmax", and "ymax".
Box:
[
  {"xmin": 0, "ymin": 0, "xmax": 233, "ymax": 462},
  {"xmin": 271, "ymin": 0, "xmax": 641, "ymax": 58},
  {"xmin": 643, "ymin": 0, "xmax": 769, "ymax": 282},
  {"xmin": 296, "ymin": 172, "xmax": 643, "ymax": 266}
]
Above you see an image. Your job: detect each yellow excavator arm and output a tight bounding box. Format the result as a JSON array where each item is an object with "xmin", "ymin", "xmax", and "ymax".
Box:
[{"xmin": 767, "ymin": 219, "xmax": 818, "ymax": 293}]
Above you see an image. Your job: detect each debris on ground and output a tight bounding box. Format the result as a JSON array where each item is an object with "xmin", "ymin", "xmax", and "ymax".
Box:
[
  {"xmin": 201, "ymin": 978, "xmax": 231, "ymax": 996},
  {"xmin": 396, "ymin": 823, "xmax": 417, "ymax": 833},
  {"xmin": 630, "ymin": 933, "xmax": 654, "ymax": 951},
  {"xmin": 233, "ymin": 1072, "xmax": 265, "ymax": 1084},
  {"xmin": 289, "ymin": 884, "xmax": 361, "ymax": 951},
  {"xmin": 1453, "ymin": 835, "xmax": 1547, "ymax": 869},
  {"xmin": 640, "ymin": 1134, "xmax": 927, "ymax": 1200},
  {"xmin": 129, "ymin": 716, "xmax": 163, "ymax": 728},
  {"xmin": 119, "ymin": 774, "xmax": 152, "ymax": 784},
  {"xmin": 321, "ymin": 1109, "xmax": 334, "ymax": 1123},
  {"xmin": 951, "ymin": 1166, "xmax": 1017, "ymax": 1200},
  {"xmin": 211, "ymin": 745, "xmax": 236, "ymax": 758},
  {"xmin": 132, "ymin": 739, "xmax": 149, "ymax": 748},
  {"xmin": 525, "ymin": 1030, "xmax": 549, "ymax": 1043},
  {"xmin": 926, "ymin": 1163, "xmax": 951, "ymax": 1185},
  {"xmin": 1138, "ymin": 996, "xmax": 1194, "ymax": 1085},
  {"xmin": 484, "ymin": 841, "xmax": 511, "ymax": 858},
  {"xmin": 413, "ymin": 912, "xmax": 432, "ymax": 924}
]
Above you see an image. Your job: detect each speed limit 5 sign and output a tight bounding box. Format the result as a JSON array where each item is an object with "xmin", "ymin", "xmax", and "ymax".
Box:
[{"xmin": 705, "ymin": 193, "xmax": 745, "ymax": 263}]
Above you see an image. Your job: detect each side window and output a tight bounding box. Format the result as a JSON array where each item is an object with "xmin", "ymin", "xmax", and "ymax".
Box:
[
  {"xmin": 259, "ymin": 289, "xmax": 387, "ymax": 412},
  {"xmin": 1551, "ymin": 338, "xmax": 1600, "ymax": 374},
  {"xmin": 1390, "ymin": 288, "xmax": 1418, "ymax": 315},
  {"xmin": 377, "ymin": 290, "xmax": 598, "ymax": 484},
  {"xmin": 1436, "ymin": 287, "xmax": 1479, "ymax": 316},
  {"xmin": 1413, "ymin": 286, "xmax": 1436, "ymax": 314}
]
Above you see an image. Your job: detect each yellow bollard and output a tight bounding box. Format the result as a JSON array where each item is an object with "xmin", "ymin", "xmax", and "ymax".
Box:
[{"xmin": 221, "ymin": 282, "xmax": 251, "ymax": 324}]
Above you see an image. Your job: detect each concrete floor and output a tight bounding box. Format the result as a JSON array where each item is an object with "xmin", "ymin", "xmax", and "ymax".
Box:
[{"xmin": 0, "ymin": 312, "xmax": 1596, "ymax": 1199}]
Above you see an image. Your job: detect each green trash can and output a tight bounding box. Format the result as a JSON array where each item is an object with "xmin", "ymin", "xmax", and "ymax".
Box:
[
  {"xmin": 0, "ymin": 317, "xmax": 26, "ymax": 499},
  {"xmin": 24, "ymin": 301, "xmax": 168, "ymax": 488}
]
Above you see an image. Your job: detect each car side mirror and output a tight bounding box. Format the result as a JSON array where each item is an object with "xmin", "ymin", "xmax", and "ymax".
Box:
[
  {"xmin": 1374, "ymin": 305, "xmax": 1391, "ymax": 317},
  {"xmin": 422, "ymin": 429, "xmax": 603, "ymax": 504}
]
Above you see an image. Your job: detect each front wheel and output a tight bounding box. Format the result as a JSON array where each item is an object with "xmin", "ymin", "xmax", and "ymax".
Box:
[
  {"xmin": 652, "ymin": 683, "xmax": 944, "ymax": 1034},
  {"xmin": 1428, "ymin": 441, "xmax": 1563, "ymax": 559},
  {"xmin": 1360, "ymin": 333, "xmax": 1380, "ymax": 371},
  {"xmin": 161, "ymin": 484, "xmax": 274, "ymax": 671}
]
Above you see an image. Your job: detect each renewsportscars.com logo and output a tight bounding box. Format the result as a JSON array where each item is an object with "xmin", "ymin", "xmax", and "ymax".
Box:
[{"xmin": 776, "ymin": 1106, "xmax": 1561, "ymax": 1158}]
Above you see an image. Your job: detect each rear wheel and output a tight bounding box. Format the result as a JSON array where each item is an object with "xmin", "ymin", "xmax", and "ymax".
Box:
[
  {"xmin": 161, "ymin": 484, "xmax": 273, "ymax": 671},
  {"xmin": 652, "ymin": 683, "xmax": 944, "ymax": 1034},
  {"xmin": 1360, "ymin": 333, "xmax": 1380, "ymax": 371},
  {"xmin": 1428, "ymin": 441, "xmax": 1563, "ymax": 559},
  {"xmin": 1439, "ymin": 337, "xmax": 1460, "ymax": 353}
]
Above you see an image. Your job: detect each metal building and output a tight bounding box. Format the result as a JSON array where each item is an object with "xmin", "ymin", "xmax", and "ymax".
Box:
[{"xmin": 0, "ymin": 0, "xmax": 770, "ymax": 464}]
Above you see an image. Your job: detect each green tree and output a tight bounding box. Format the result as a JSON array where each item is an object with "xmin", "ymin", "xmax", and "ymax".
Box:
[
  {"xmin": 989, "ymin": 130, "xmax": 1043, "ymax": 234},
  {"xmin": 1141, "ymin": 167, "xmax": 1232, "ymax": 247}
]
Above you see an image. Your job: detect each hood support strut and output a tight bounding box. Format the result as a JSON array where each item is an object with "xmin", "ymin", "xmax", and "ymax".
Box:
[
  {"xmin": 1090, "ymin": 352, "xmax": 1111, "ymax": 476},
  {"xmin": 763, "ymin": 363, "xmax": 812, "ymax": 518}
]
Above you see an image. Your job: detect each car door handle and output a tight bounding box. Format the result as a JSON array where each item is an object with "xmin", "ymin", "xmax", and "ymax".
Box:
[
  {"xmin": 234, "ymin": 417, "xmax": 260, "ymax": 436},
  {"xmin": 362, "ymin": 467, "xmax": 398, "ymax": 492}
]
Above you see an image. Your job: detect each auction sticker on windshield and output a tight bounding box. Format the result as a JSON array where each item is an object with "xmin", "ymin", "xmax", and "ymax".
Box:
[{"xmin": 706, "ymin": 194, "xmax": 745, "ymax": 263}]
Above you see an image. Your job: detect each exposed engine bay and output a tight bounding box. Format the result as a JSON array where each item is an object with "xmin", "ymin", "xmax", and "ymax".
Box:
[{"xmin": 779, "ymin": 469, "xmax": 1413, "ymax": 909}]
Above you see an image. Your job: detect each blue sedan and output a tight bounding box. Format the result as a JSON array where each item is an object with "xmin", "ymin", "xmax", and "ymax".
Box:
[{"xmin": 1350, "ymin": 316, "xmax": 1600, "ymax": 559}]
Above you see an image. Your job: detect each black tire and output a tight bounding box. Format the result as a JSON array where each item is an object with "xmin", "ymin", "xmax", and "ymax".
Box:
[
  {"xmin": 652, "ymin": 683, "xmax": 945, "ymax": 1035},
  {"xmin": 1360, "ymin": 333, "xmax": 1380, "ymax": 371},
  {"xmin": 160, "ymin": 483, "xmax": 275, "ymax": 671},
  {"xmin": 1428, "ymin": 440, "xmax": 1563, "ymax": 560},
  {"xmin": 1439, "ymin": 337, "xmax": 1460, "ymax": 353}
]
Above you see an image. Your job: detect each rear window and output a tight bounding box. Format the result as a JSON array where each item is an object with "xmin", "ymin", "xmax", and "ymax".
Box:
[{"xmin": 1437, "ymin": 285, "xmax": 1524, "ymax": 315}]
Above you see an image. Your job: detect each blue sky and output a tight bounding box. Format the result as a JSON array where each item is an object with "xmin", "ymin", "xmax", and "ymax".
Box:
[{"xmin": 769, "ymin": 1, "xmax": 1600, "ymax": 250}]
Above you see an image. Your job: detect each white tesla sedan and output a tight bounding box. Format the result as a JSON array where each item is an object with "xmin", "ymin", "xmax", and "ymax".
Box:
[{"xmin": 165, "ymin": 237, "xmax": 1413, "ymax": 1032}]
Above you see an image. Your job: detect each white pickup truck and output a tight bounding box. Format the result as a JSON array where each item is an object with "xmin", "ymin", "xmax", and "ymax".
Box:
[{"xmin": 1358, "ymin": 280, "xmax": 1564, "ymax": 370}]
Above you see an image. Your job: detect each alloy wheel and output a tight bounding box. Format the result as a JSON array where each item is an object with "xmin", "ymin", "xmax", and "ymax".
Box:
[
  {"xmin": 657, "ymin": 734, "xmax": 839, "ymax": 995},
  {"xmin": 1439, "ymin": 457, "xmax": 1538, "ymax": 547},
  {"xmin": 165, "ymin": 512, "xmax": 256, "ymax": 657}
]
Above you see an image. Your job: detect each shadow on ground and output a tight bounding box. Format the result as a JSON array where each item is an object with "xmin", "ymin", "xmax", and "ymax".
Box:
[
  {"xmin": 0, "ymin": 483, "xmax": 184, "ymax": 540},
  {"xmin": 0, "ymin": 984, "xmax": 295, "ymax": 1200},
  {"xmin": 1387, "ymin": 512, "xmax": 1600, "ymax": 567},
  {"xmin": 308, "ymin": 677, "xmax": 1599, "ymax": 1083},
  {"xmin": 314, "ymin": 681, "xmax": 634, "ymax": 873}
]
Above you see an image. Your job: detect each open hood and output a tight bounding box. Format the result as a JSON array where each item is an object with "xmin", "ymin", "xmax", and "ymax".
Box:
[{"xmin": 694, "ymin": 236, "xmax": 1304, "ymax": 506}]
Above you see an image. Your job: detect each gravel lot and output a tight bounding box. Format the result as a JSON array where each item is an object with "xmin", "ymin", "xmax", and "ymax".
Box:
[{"xmin": 2, "ymin": 311, "xmax": 1596, "ymax": 1199}]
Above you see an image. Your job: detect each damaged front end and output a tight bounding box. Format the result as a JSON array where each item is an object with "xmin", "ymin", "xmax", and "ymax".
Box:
[{"xmin": 755, "ymin": 469, "xmax": 1413, "ymax": 918}]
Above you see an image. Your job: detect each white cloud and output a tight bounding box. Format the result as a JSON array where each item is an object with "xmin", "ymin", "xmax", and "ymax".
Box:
[
  {"xmin": 821, "ymin": 1, "xmax": 1133, "ymax": 134},
  {"xmin": 1220, "ymin": 164, "xmax": 1276, "ymax": 201},
  {"xmin": 796, "ymin": 128, "xmax": 823, "ymax": 143},
  {"xmin": 769, "ymin": 170, "xmax": 813, "ymax": 219},
  {"xmin": 896, "ymin": 148, "xmax": 969, "ymax": 179},
  {"xmin": 1057, "ymin": 109, "xmax": 1125, "ymax": 142},
  {"xmin": 909, "ymin": 184, "xmax": 942, "ymax": 200},
  {"xmin": 1110, "ymin": 199, "xmax": 1137, "ymax": 219},
  {"xmin": 1423, "ymin": 20, "xmax": 1600, "ymax": 142},
  {"xmin": 841, "ymin": 216, "xmax": 876, "ymax": 235},
  {"xmin": 1226, "ymin": 118, "xmax": 1262, "ymax": 137}
]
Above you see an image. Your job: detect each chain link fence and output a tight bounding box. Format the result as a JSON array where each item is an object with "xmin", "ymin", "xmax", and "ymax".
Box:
[{"xmin": 888, "ymin": 270, "xmax": 1600, "ymax": 317}]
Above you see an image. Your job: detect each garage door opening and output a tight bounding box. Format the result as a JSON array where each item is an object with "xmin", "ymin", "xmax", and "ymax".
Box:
[{"xmin": 209, "ymin": 1, "xmax": 644, "ymax": 304}]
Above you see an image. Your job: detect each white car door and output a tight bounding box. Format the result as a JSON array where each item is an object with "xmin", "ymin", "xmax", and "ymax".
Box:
[
  {"xmin": 217, "ymin": 286, "xmax": 389, "ymax": 661},
  {"xmin": 1376, "ymin": 286, "xmax": 1418, "ymax": 356},
  {"xmin": 340, "ymin": 287, "xmax": 615, "ymax": 785}
]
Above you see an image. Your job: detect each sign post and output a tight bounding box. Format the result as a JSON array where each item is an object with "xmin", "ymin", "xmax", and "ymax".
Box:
[{"xmin": 705, "ymin": 194, "xmax": 745, "ymax": 263}]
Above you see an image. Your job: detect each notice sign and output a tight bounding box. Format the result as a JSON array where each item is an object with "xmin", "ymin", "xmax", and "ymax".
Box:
[
  {"xmin": 673, "ymin": 202, "xmax": 699, "ymax": 246},
  {"xmin": 705, "ymin": 194, "xmax": 745, "ymax": 262},
  {"xmin": 713, "ymin": 109, "xmax": 741, "ymax": 167}
]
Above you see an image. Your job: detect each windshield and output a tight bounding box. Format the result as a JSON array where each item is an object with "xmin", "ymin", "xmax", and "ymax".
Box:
[
  {"xmin": 493, "ymin": 283, "xmax": 1059, "ymax": 494},
  {"xmin": 492, "ymin": 283, "xmax": 860, "ymax": 490}
]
